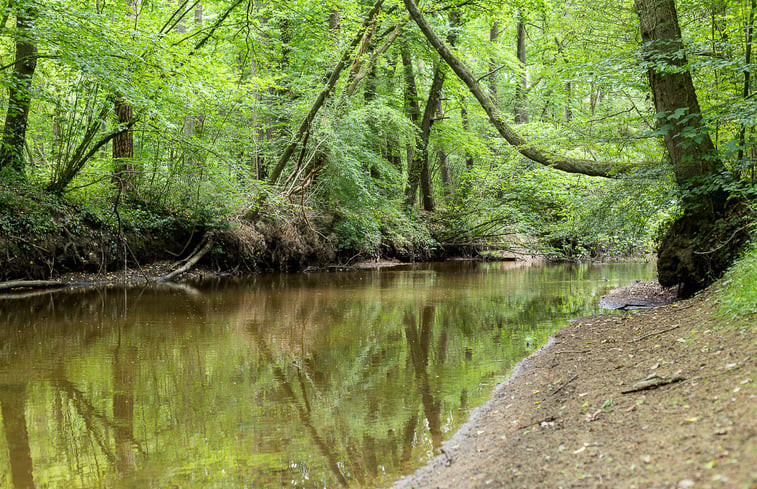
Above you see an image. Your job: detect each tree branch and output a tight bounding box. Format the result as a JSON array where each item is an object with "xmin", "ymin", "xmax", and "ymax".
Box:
[{"xmin": 403, "ymin": 0, "xmax": 640, "ymax": 178}]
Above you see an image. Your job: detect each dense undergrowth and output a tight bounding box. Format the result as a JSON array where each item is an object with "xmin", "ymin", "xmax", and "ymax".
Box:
[
  {"xmin": 0, "ymin": 154, "xmax": 676, "ymax": 282},
  {"xmin": 717, "ymin": 238, "xmax": 757, "ymax": 322}
]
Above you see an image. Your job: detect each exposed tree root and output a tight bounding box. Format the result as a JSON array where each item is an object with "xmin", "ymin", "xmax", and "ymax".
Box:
[{"xmin": 158, "ymin": 233, "xmax": 215, "ymax": 283}]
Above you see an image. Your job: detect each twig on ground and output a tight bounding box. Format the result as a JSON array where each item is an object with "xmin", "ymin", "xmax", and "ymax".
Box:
[
  {"xmin": 631, "ymin": 324, "xmax": 681, "ymax": 343},
  {"xmin": 548, "ymin": 374, "xmax": 579, "ymax": 397},
  {"xmin": 621, "ymin": 375, "xmax": 684, "ymax": 394}
]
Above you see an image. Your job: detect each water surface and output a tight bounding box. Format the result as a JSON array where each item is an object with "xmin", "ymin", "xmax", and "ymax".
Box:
[{"xmin": 0, "ymin": 261, "xmax": 654, "ymax": 488}]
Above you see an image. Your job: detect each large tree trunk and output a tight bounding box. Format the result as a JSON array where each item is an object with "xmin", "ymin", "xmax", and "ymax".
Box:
[
  {"xmin": 636, "ymin": 0, "xmax": 717, "ymax": 184},
  {"xmin": 0, "ymin": 1, "xmax": 38, "ymax": 179},
  {"xmin": 636, "ymin": 0, "xmax": 750, "ymax": 296}
]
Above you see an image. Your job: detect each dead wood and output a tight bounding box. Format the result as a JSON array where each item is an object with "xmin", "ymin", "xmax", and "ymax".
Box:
[
  {"xmin": 631, "ymin": 324, "xmax": 681, "ymax": 343},
  {"xmin": 159, "ymin": 234, "xmax": 215, "ymax": 282},
  {"xmin": 621, "ymin": 374, "xmax": 684, "ymax": 394},
  {"xmin": 0, "ymin": 279, "xmax": 68, "ymax": 291}
]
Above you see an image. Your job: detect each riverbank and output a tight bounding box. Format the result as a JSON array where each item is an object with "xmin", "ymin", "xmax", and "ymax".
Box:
[{"xmin": 390, "ymin": 282, "xmax": 756, "ymax": 489}]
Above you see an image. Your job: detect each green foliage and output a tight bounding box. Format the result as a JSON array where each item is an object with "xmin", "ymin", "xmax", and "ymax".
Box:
[
  {"xmin": 333, "ymin": 211, "xmax": 382, "ymax": 254},
  {"xmin": 0, "ymin": 0, "xmax": 752, "ymax": 278},
  {"xmin": 0, "ymin": 184, "xmax": 62, "ymax": 236},
  {"xmin": 717, "ymin": 237, "xmax": 757, "ymax": 322}
]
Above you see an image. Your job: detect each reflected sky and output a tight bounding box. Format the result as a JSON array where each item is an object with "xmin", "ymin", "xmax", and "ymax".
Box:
[{"xmin": 0, "ymin": 261, "xmax": 654, "ymax": 488}]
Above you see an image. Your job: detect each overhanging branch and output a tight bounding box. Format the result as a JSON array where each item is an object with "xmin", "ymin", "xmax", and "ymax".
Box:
[{"xmin": 403, "ymin": 0, "xmax": 642, "ymax": 178}]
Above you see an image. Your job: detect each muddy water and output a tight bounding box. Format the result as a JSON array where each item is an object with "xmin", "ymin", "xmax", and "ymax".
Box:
[{"xmin": 0, "ymin": 261, "xmax": 654, "ymax": 488}]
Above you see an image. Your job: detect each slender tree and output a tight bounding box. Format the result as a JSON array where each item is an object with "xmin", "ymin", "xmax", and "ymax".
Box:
[
  {"xmin": 0, "ymin": 0, "xmax": 38, "ymax": 179},
  {"xmin": 113, "ymin": 0, "xmax": 142, "ymax": 193},
  {"xmin": 488, "ymin": 21, "xmax": 499, "ymax": 102},
  {"xmin": 266, "ymin": 0, "xmax": 385, "ymax": 187},
  {"xmin": 514, "ymin": 12, "xmax": 529, "ymax": 123}
]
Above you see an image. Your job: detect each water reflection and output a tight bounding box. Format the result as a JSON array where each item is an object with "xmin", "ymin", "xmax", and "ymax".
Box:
[{"xmin": 0, "ymin": 261, "xmax": 653, "ymax": 488}]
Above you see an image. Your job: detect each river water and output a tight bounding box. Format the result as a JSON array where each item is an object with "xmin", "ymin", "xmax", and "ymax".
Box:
[{"xmin": 0, "ymin": 261, "xmax": 654, "ymax": 488}]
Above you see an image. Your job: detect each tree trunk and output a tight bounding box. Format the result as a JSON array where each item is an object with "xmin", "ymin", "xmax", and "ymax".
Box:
[
  {"xmin": 112, "ymin": 0, "xmax": 141, "ymax": 193},
  {"xmin": 418, "ymin": 65, "xmax": 444, "ymax": 211},
  {"xmin": 514, "ymin": 12, "xmax": 529, "ymax": 123},
  {"xmin": 404, "ymin": 13, "xmax": 460, "ymax": 210},
  {"xmin": 0, "ymin": 1, "xmax": 38, "ymax": 179},
  {"xmin": 460, "ymin": 104, "xmax": 474, "ymax": 170},
  {"xmin": 738, "ymin": 0, "xmax": 756, "ymax": 164},
  {"xmin": 636, "ymin": 0, "xmax": 749, "ymax": 296},
  {"xmin": 437, "ymin": 100, "xmax": 452, "ymax": 199},
  {"xmin": 400, "ymin": 38, "xmax": 421, "ymax": 185},
  {"xmin": 637, "ymin": 0, "xmax": 717, "ymax": 184},
  {"xmin": 488, "ymin": 21, "xmax": 499, "ymax": 102},
  {"xmin": 113, "ymin": 95, "xmax": 136, "ymax": 192},
  {"xmin": 404, "ymin": 61, "xmax": 442, "ymax": 210}
]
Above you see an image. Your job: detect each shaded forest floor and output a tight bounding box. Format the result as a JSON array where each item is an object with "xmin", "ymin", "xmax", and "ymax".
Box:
[{"xmin": 390, "ymin": 282, "xmax": 756, "ymax": 489}]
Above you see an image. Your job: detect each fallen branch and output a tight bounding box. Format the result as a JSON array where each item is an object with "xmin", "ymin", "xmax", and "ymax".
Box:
[
  {"xmin": 0, "ymin": 279, "xmax": 67, "ymax": 291},
  {"xmin": 621, "ymin": 374, "xmax": 684, "ymax": 394},
  {"xmin": 548, "ymin": 374, "xmax": 579, "ymax": 397},
  {"xmin": 631, "ymin": 324, "xmax": 681, "ymax": 343},
  {"xmin": 159, "ymin": 234, "xmax": 214, "ymax": 282}
]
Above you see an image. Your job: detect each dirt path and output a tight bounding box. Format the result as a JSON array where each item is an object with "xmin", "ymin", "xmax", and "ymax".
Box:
[{"xmin": 390, "ymin": 284, "xmax": 756, "ymax": 489}]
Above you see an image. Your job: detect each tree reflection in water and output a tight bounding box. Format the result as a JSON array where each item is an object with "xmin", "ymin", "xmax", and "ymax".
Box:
[{"xmin": 0, "ymin": 261, "xmax": 653, "ymax": 488}]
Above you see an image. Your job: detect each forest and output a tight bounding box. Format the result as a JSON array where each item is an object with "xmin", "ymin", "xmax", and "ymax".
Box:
[
  {"xmin": 0, "ymin": 1, "xmax": 756, "ymax": 487},
  {"xmin": 0, "ymin": 0, "xmax": 754, "ymax": 299}
]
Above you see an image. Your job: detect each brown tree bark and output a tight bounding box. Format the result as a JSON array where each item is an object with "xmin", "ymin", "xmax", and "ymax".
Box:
[
  {"xmin": 113, "ymin": 95, "xmax": 136, "ymax": 192},
  {"xmin": 636, "ymin": 0, "xmax": 717, "ymax": 184},
  {"xmin": 0, "ymin": 1, "xmax": 38, "ymax": 179},
  {"xmin": 636, "ymin": 0, "xmax": 749, "ymax": 295},
  {"xmin": 112, "ymin": 0, "xmax": 141, "ymax": 193}
]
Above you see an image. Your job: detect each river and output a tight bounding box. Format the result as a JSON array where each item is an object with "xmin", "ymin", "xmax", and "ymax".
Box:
[{"xmin": 0, "ymin": 260, "xmax": 654, "ymax": 488}]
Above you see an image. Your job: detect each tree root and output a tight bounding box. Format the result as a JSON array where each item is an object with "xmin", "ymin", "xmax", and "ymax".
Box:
[{"xmin": 158, "ymin": 233, "xmax": 215, "ymax": 283}]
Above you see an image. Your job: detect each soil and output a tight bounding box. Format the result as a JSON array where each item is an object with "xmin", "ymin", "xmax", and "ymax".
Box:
[{"xmin": 390, "ymin": 282, "xmax": 756, "ymax": 489}]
